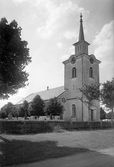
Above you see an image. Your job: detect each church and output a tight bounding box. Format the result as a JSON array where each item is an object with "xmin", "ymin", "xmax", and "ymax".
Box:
[{"xmin": 17, "ymin": 14, "xmax": 101, "ymax": 122}]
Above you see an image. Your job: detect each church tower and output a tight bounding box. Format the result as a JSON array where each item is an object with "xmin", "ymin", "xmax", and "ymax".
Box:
[{"xmin": 62, "ymin": 14, "xmax": 101, "ymax": 121}]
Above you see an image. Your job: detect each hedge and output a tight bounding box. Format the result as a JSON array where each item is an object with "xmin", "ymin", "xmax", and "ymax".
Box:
[{"xmin": 0, "ymin": 120, "xmax": 113, "ymax": 134}]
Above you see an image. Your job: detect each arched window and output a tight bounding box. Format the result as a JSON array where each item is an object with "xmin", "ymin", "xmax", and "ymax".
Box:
[
  {"xmin": 89, "ymin": 67, "xmax": 93, "ymax": 78},
  {"xmin": 72, "ymin": 104, "xmax": 76, "ymax": 117},
  {"xmin": 72, "ymin": 67, "xmax": 76, "ymax": 78}
]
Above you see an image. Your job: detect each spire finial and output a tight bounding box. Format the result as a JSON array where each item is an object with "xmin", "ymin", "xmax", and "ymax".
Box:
[
  {"xmin": 79, "ymin": 13, "xmax": 84, "ymax": 41},
  {"xmin": 80, "ymin": 13, "xmax": 82, "ymax": 22}
]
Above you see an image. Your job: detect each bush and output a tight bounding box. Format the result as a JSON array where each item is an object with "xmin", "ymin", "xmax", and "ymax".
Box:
[{"xmin": 0, "ymin": 112, "xmax": 7, "ymax": 119}]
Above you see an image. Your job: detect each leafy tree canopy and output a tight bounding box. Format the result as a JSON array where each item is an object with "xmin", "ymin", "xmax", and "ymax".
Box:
[
  {"xmin": 18, "ymin": 106, "xmax": 25, "ymax": 118},
  {"xmin": 101, "ymin": 78, "xmax": 114, "ymax": 124},
  {"xmin": 107, "ymin": 111, "xmax": 114, "ymax": 119},
  {"xmin": 1, "ymin": 102, "xmax": 15, "ymax": 116},
  {"xmin": 78, "ymin": 83, "xmax": 101, "ymax": 122},
  {"xmin": 0, "ymin": 18, "xmax": 31, "ymax": 99},
  {"xmin": 46, "ymin": 97, "xmax": 64, "ymax": 117},
  {"xmin": 31, "ymin": 95, "xmax": 45, "ymax": 118},
  {"xmin": 23, "ymin": 100, "xmax": 29, "ymax": 119},
  {"xmin": 0, "ymin": 111, "xmax": 7, "ymax": 119},
  {"xmin": 79, "ymin": 83, "xmax": 101, "ymax": 106},
  {"xmin": 101, "ymin": 78, "xmax": 114, "ymax": 110},
  {"xmin": 100, "ymin": 107, "xmax": 106, "ymax": 120}
]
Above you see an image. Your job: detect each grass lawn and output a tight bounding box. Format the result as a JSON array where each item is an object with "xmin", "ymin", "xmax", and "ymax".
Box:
[
  {"xmin": 1, "ymin": 129, "xmax": 114, "ymax": 166},
  {"xmin": 0, "ymin": 136, "xmax": 90, "ymax": 166}
]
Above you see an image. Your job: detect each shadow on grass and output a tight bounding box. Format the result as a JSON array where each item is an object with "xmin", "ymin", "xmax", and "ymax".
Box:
[{"xmin": 0, "ymin": 135, "xmax": 90, "ymax": 166}]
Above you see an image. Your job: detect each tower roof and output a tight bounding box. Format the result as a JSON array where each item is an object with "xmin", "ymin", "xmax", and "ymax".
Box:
[
  {"xmin": 79, "ymin": 13, "xmax": 84, "ymax": 41},
  {"xmin": 73, "ymin": 14, "xmax": 90, "ymax": 46}
]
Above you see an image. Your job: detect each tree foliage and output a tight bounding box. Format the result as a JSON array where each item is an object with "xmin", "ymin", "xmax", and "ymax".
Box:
[
  {"xmin": 18, "ymin": 106, "xmax": 25, "ymax": 117},
  {"xmin": 0, "ymin": 102, "xmax": 18, "ymax": 118},
  {"xmin": 46, "ymin": 97, "xmax": 64, "ymax": 118},
  {"xmin": 0, "ymin": 18, "xmax": 31, "ymax": 99},
  {"xmin": 31, "ymin": 95, "xmax": 45, "ymax": 118},
  {"xmin": 107, "ymin": 111, "xmax": 114, "ymax": 119},
  {"xmin": 101, "ymin": 78, "xmax": 114, "ymax": 124},
  {"xmin": 79, "ymin": 83, "xmax": 101, "ymax": 106},
  {"xmin": 0, "ymin": 111, "xmax": 7, "ymax": 119},
  {"xmin": 78, "ymin": 83, "xmax": 101, "ymax": 121},
  {"xmin": 101, "ymin": 78, "xmax": 114, "ymax": 110},
  {"xmin": 1, "ymin": 102, "xmax": 14, "ymax": 116},
  {"xmin": 100, "ymin": 107, "xmax": 106, "ymax": 120},
  {"xmin": 23, "ymin": 100, "xmax": 29, "ymax": 119},
  {"xmin": 18, "ymin": 100, "xmax": 29, "ymax": 119}
]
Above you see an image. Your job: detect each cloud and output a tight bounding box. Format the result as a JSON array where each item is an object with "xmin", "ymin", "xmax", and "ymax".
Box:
[
  {"xmin": 12, "ymin": 0, "xmax": 28, "ymax": 3},
  {"xmin": 60, "ymin": 54, "xmax": 69, "ymax": 61},
  {"xmin": 63, "ymin": 31, "xmax": 78, "ymax": 39},
  {"xmin": 56, "ymin": 42, "xmax": 63, "ymax": 49},
  {"xmin": 69, "ymin": 46, "xmax": 75, "ymax": 54},
  {"xmin": 93, "ymin": 20, "xmax": 114, "ymax": 82},
  {"xmin": 37, "ymin": 0, "xmax": 89, "ymax": 39},
  {"xmin": 60, "ymin": 45, "xmax": 75, "ymax": 61}
]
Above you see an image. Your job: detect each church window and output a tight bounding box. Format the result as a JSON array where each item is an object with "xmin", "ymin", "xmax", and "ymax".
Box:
[
  {"xmin": 72, "ymin": 104, "xmax": 76, "ymax": 117},
  {"xmin": 72, "ymin": 67, "xmax": 76, "ymax": 78},
  {"xmin": 89, "ymin": 67, "xmax": 93, "ymax": 78}
]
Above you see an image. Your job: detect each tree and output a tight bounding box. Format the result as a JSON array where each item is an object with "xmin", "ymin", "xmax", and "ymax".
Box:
[
  {"xmin": 1, "ymin": 102, "xmax": 15, "ymax": 117},
  {"xmin": 18, "ymin": 106, "xmax": 25, "ymax": 117},
  {"xmin": 100, "ymin": 107, "xmax": 106, "ymax": 120},
  {"xmin": 79, "ymin": 83, "xmax": 101, "ymax": 121},
  {"xmin": 18, "ymin": 100, "xmax": 29, "ymax": 119},
  {"xmin": 1, "ymin": 102, "xmax": 19, "ymax": 119},
  {"xmin": 107, "ymin": 111, "xmax": 114, "ymax": 119},
  {"xmin": 0, "ymin": 18, "xmax": 31, "ymax": 99},
  {"xmin": 31, "ymin": 95, "xmax": 45, "ymax": 119},
  {"xmin": 23, "ymin": 100, "xmax": 29, "ymax": 119},
  {"xmin": 101, "ymin": 78, "xmax": 114, "ymax": 124},
  {"xmin": 46, "ymin": 97, "xmax": 64, "ymax": 119},
  {"xmin": 0, "ymin": 111, "xmax": 7, "ymax": 119},
  {"xmin": 12, "ymin": 107, "xmax": 19, "ymax": 119}
]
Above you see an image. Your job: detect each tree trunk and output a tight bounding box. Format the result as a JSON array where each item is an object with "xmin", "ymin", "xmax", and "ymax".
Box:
[
  {"xmin": 50, "ymin": 114, "xmax": 52, "ymax": 120},
  {"xmin": 111, "ymin": 107, "xmax": 114, "ymax": 126},
  {"xmin": 88, "ymin": 105, "xmax": 90, "ymax": 122},
  {"xmin": 88, "ymin": 105, "xmax": 91, "ymax": 129},
  {"xmin": 24, "ymin": 112, "xmax": 27, "ymax": 120}
]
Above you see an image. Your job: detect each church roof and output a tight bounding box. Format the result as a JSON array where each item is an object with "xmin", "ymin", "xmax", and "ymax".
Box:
[{"xmin": 16, "ymin": 86, "xmax": 65, "ymax": 105}]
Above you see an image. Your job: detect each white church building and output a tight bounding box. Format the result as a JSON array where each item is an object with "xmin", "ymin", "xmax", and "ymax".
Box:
[{"xmin": 17, "ymin": 14, "xmax": 101, "ymax": 122}]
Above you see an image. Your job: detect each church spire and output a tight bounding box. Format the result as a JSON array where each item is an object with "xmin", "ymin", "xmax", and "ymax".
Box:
[
  {"xmin": 79, "ymin": 13, "xmax": 84, "ymax": 41},
  {"xmin": 73, "ymin": 13, "xmax": 90, "ymax": 55}
]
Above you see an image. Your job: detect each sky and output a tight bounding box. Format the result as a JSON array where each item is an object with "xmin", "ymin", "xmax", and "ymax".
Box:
[{"xmin": 0, "ymin": 0, "xmax": 114, "ymax": 108}]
